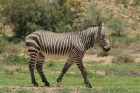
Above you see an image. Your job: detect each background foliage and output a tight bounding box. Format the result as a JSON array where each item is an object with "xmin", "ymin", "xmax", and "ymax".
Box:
[{"xmin": 0, "ymin": 0, "xmax": 86, "ymax": 39}]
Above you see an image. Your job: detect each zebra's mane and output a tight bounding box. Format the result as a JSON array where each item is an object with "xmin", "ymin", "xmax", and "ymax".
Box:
[{"xmin": 77, "ymin": 23, "xmax": 98, "ymax": 32}]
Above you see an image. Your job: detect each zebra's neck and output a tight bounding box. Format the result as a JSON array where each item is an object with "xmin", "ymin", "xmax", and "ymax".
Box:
[{"xmin": 76, "ymin": 27, "xmax": 96, "ymax": 50}]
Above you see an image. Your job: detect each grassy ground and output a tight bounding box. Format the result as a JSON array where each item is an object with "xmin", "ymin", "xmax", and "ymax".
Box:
[{"xmin": 0, "ymin": 60, "xmax": 140, "ymax": 93}]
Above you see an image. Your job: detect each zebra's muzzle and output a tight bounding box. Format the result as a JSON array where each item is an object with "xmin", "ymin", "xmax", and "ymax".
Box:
[
  {"xmin": 102, "ymin": 42, "xmax": 111, "ymax": 52},
  {"xmin": 103, "ymin": 47, "xmax": 110, "ymax": 52}
]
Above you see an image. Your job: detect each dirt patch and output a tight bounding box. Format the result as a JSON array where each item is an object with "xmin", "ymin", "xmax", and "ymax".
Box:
[
  {"xmin": 83, "ymin": 55, "xmax": 113, "ymax": 65},
  {"xmin": 131, "ymin": 53, "xmax": 140, "ymax": 63},
  {"xmin": 0, "ymin": 86, "xmax": 58, "ymax": 93},
  {"xmin": 0, "ymin": 86, "xmax": 101, "ymax": 93}
]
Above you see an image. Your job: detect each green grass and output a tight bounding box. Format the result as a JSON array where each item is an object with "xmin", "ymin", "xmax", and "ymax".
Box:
[
  {"xmin": 0, "ymin": 87, "xmax": 12, "ymax": 93},
  {"xmin": 0, "ymin": 60, "xmax": 140, "ymax": 92}
]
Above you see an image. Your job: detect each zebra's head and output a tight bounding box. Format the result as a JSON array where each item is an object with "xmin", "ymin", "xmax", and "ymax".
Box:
[{"xmin": 94, "ymin": 19, "xmax": 111, "ymax": 52}]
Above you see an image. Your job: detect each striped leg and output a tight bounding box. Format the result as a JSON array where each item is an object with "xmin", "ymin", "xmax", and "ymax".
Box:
[
  {"xmin": 36, "ymin": 54, "xmax": 50, "ymax": 86},
  {"xmin": 75, "ymin": 60, "xmax": 92, "ymax": 88},
  {"xmin": 57, "ymin": 59, "xmax": 73, "ymax": 87},
  {"xmin": 29, "ymin": 54, "xmax": 38, "ymax": 86}
]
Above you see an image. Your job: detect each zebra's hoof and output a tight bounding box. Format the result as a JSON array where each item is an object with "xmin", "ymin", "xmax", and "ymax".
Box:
[
  {"xmin": 45, "ymin": 82, "xmax": 50, "ymax": 87},
  {"xmin": 34, "ymin": 83, "xmax": 39, "ymax": 87},
  {"xmin": 57, "ymin": 84, "xmax": 63, "ymax": 87},
  {"xmin": 86, "ymin": 83, "xmax": 92, "ymax": 88},
  {"xmin": 57, "ymin": 82, "xmax": 63, "ymax": 87}
]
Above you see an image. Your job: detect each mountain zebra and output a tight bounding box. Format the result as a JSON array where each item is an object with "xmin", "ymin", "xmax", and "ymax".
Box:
[{"xmin": 25, "ymin": 19, "xmax": 111, "ymax": 88}]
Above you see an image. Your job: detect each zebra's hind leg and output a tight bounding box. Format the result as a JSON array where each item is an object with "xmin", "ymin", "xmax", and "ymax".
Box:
[
  {"xmin": 29, "ymin": 53, "xmax": 38, "ymax": 87},
  {"xmin": 75, "ymin": 60, "xmax": 92, "ymax": 88},
  {"xmin": 36, "ymin": 53, "xmax": 50, "ymax": 87},
  {"xmin": 57, "ymin": 59, "xmax": 73, "ymax": 87}
]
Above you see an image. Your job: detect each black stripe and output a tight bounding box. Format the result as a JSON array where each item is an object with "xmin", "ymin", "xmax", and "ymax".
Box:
[
  {"xmin": 26, "ymin": 42, "xmax": 40, "ymax": 51},
  {"xmin": 28, "ymin": 50, "xmax": 38, "ymax": 54},
  {"xmin": 27, "ymin": 35, "xmax": 41, "ymax": 48},
  {"xmin": 38, "ymin": 34, "xmax": 44, "ymax": 51}
]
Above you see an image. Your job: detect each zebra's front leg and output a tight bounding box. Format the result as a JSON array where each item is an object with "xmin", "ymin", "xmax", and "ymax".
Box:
[
  {"xmin": 36, "ymin": 54, "xmax": 50, "ymax": 87},
  {"xmin": 57, "ymin": 59, "xmax": 73, "ymax": 87},
  {"xmin": 75, "ymin": 60, "xmax": 92, "ymax": 88}
]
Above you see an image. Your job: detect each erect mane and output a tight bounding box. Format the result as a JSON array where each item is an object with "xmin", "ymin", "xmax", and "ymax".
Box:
[{"xmin": 77, "ymin": 23, "xmax": 98, "ymax": 32}]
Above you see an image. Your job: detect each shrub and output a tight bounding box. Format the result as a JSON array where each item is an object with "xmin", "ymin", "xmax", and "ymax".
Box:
[
  {"xmin": 112, "ymin": 52, "xmax": 135, "ymax": 63},
  {"xmin": 83, "ymin": 5, "xmax": 102, "ymax": 27},
  {"xmin": 108, "ymin": 17, "xmax": 123, "ymax": 36},
  {"xmin": 4, "ymin": 54, "xmax": 29, "ymax": 65},
  {"xmin": 0, "ymin": 0, "xmax": 86, "ymax": 39},
  {"xmin": 132, "ymin": 0, "xmax": 140, "ymax": 6}
]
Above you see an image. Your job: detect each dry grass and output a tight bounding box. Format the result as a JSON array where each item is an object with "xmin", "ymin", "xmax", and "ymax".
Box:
[{"xmin": 112, "ymin": 52, "xmax": 135, "ymax": 63}]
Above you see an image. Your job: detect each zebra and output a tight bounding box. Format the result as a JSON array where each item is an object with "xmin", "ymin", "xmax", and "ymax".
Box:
[{"xmin": 25, "ymin": 19, "xmax": 111, "ymax": 88}]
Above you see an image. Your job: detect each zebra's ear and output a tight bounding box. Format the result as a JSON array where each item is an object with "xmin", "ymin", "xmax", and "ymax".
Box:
[{"xmin": 97, "ymin": 19, "xmax": 103, "ymax": 27}]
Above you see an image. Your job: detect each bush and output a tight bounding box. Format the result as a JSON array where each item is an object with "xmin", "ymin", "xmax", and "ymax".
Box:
[
  {"xmin": 112, "ymin": 52, "xmax": 135, "ymax": 63},
  {"xmin": 83, "ymin": 5, "xmax": 101, "ymax": 27},
  {"xmin": 3, "ymin": 54, "xmax": 29, "ymax": 65},
  {"xmin": 132, "ymin": 0, "xmax": 140, "ymax": 6},
  {"xmin": 0, "ymin": 0, "xmax": 86, "ymax": 39},
  {"xmin": 108, "ymin": 17, "xmax": 123, "ymax": 36}
]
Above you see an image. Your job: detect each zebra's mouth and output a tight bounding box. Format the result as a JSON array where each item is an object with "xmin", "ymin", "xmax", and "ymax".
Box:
[{"xmin": 103, "ymin": 47, "xmax": 110, "ymax": 52}]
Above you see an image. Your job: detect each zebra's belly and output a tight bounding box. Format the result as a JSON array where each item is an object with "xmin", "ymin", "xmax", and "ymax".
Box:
[{"xmin": 41, "ymin": 52, "xmax": 69, "ymax": 60}]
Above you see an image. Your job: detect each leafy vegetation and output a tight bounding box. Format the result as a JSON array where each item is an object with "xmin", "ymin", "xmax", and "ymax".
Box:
[
  {"xmin": 108, "ymin": 17, "xmax": 123, "ymax": 36},
  {"xmin": 0, "ymin": 0, "xmax": 86, "ymax": 39},
  {"xmin": 3, "ymin": 54, "xmax": 29, "ymax": 65},
  {"xmin": 132, "ymin": 0, "xmax": 140, "ymax": 6}
]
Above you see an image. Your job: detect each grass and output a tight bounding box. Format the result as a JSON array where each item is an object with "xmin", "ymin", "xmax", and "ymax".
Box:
[{"xmin": 0, "ymin": 60, "xmax": 140, "ymax": 93}]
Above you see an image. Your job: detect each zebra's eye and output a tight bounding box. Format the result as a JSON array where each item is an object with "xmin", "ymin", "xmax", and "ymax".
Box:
[{"xmin": 101, "ymin": 35, "xmax": 105, "ymax": 39}]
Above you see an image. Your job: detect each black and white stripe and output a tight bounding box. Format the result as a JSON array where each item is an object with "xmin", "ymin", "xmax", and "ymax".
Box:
[{"xmin": 25, "ymin": 19, "xmax": 111, "ymax": 88}]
